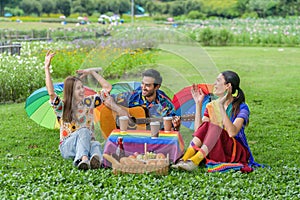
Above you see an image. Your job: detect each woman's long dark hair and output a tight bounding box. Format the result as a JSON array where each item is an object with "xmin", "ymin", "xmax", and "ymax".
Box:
[
  {"xmin": 62, "ymin": 76, "xmax": 82, "ymax": 123},
  {"xmin": 222, "ymin": 71, "xmax": 245, "ymax": 118}
]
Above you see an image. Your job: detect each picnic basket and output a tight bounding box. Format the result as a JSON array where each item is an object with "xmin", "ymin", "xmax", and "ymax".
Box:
[{"xmin": 103, "ymin": 153, "xmax": 169, "ymax": 175}]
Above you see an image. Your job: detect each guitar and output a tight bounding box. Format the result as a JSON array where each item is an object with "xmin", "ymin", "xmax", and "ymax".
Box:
[
  {"xmin": 94, "ymin": 104, "xmax": 148, "ymax": 139},
  {"xmin": 95, "ymin": 104, "xmax": 195, "ymax": 139}
]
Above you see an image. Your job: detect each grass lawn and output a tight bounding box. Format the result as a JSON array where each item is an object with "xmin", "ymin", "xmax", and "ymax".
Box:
[{"xmin": 0, "ymin": 46, "xmax": 299, "ymax": 199}]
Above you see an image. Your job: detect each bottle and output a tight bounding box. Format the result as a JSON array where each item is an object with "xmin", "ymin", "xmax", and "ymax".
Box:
[{"xmin": 115, "ymin": 137, "xmax": 125, "ymax": 161}]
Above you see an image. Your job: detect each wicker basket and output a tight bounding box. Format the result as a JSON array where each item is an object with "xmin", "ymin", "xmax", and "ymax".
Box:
[{"xmin": 103, "ymin": 154, "xmax": 169, "ymax": 175}]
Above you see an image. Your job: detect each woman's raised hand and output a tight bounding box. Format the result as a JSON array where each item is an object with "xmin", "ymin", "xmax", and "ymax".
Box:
[
  {"xmin": 44, "ymin": 50, "xmax": 55, "ymax": 69},
  {"xmin": 219, "ymin": 85, "xmax": 232, "ymax": 105},
  {"xmin": 172, "ymin": 116, "xmax": 181, "ymax": 131},
  {"xmin": 191, "ymin": 83, "xmax": 205, "ymax": 104}
]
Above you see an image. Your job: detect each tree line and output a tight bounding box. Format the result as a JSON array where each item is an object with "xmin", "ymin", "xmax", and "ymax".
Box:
[{"xmin": 1, "ymin": 0, "xmax": 300, "ymax": 19}]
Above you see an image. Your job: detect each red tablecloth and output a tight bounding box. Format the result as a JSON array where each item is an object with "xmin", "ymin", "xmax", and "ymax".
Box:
[{"xmin": 103, "ymin": 129, "xmax": 185, "ymax": 166}]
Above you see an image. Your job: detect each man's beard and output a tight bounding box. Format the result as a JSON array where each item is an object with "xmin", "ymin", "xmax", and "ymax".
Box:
[{"xmin": 142, "ymin": 89, "xmax": 155, "ymax": 98}]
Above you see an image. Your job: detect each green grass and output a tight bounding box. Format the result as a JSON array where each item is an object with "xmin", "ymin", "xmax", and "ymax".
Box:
[
  {"xmin": 0, "ymin": 22, "xmax": 77, "ymax": 30},
  {"xmin": 0, "ymin": 46, "xmax": 299, "ymax": 199}
]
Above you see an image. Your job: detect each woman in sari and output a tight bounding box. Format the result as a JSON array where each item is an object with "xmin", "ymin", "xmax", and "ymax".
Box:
[{"xmin": 174, "ymin": 71, "xmax": 260, "ymax": 172}]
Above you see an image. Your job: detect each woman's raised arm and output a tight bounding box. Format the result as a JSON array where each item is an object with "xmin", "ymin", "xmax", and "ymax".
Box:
[
  {"xmin": 191, "ymin": 84, "xmax": 205, "ymax": 130},
  {"xmin": 44, "ymin": 50, "xmax": 56, "ymax": 101}
]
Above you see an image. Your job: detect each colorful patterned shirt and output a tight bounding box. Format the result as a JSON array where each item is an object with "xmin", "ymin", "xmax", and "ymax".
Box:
[
  {"xmin": 112, "ymin": 86, "xmax": 176, "ymax": 118},
  {"xmin": 51, "ymin": 94, "xmax": 102, "ymax": 144}
]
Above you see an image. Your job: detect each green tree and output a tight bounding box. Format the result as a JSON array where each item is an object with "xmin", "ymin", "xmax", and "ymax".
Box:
[
  {"xmin": 31, "ymin": 0, "xmax": 42, "ymax": 16},
  {"xmin": 94, "ymin": 0, "xmax": 109, "ymax": 14},
  {"xmin": 276, "ymin": 0, "xmax": 300, "ymax": 16},
  {"xmin": 73, "ymin": 0, "xmax": 85, "ymax": 15},
  {"xmin": 73, "ymin": 0, "xmax": 94, "ymax": 16},
  {"xmin": 145, "ymin": 0, "xmax": 156, "ymax": 16},
  {"xmin": 20, "ymin": 0, "xmax": 42, "ymax": 16},
  {"xmin": 169, "ymin": 2, "xmax": 184, "ymax": 16},
  {"xmin": 184, "ymin": 0, "xmax": 202, "ymax": 15},
  {"xmin": 236, "ymin": 0, "xmax": 249, "ymax": 13},
  {"xmin": 5, "ymin": 6, "xmax": 24, "ymax": 16},
  {"xmin": 155, "ymin": 3, "xmax": 169, "ymax": 15},
  {"xmin": 57, "ymin": 0, "xmax": 71, "ymax": 17},
  {"xmin": 200, "ymin": 0, "xmax": 240, "ymax": 18},
  {"xmin": 119, "ymin": 0, "xmax": 130, "ymax": 17},
  {"xmin": 19, "ymin": 0, "xmax": 32, "ymax": 15},
  {"xmin": 0, "ymin": 0, "xmax": 21, "ymax": 16},
  {"xmin": 108, "ymin": 0, "xmax": 120, "ymax": 14},
  {"xmin": 0, "ymin": 0, "xmax": 7, "ymax": 16},
  {"xmin": 247, "ymin": 0, "xmax": 279, "ymax": 17},
  {"xmin": 41, "ymin": 0, "xmax": 55, "ymax": 16},
  {"xmin": 135, "ymin": 0, "xmax": 147, "ymax": 7}
]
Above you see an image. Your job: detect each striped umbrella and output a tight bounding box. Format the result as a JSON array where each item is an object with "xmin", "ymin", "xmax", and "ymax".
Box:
[{"xmin": 25, "ymin": 82, "xmax": 96, "ymax": 129}]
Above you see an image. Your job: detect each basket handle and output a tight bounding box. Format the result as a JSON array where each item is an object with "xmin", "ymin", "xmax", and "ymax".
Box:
[{"xmin": 103, "ymin": 154, "xmax": 121, "ymax": 167}]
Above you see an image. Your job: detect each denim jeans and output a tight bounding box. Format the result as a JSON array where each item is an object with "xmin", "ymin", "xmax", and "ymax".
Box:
[{"xmin": 59, "ymin": 127, "xmax": 102, "ymax": 165}]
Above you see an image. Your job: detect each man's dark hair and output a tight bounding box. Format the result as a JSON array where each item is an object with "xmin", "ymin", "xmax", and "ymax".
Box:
[{"xmin": 142, "ymin": 69, "xmax": 162, "ymax": 87}]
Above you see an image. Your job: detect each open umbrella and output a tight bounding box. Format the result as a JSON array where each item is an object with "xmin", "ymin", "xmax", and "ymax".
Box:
[
  {"xmin": 4, "ymin": 13, "xmax": 12, "ymax": 17},
  {"xmin": 110, "ymin": 81, "xmax": 141, "ymax": 95},
  {"xmin": 94, "ymin": 81, "xmax": 141, "ymax": 139},
  {"xmin": 93, "ymin": 81, "xmax": 141, "ymax": 124},
  {"xmin": 172, "ymin": 84, "xmax": 215, "ymax": 130},
  {"xmin": 25, "ymin": 82, "xmax": 96, "ymax": 129}
]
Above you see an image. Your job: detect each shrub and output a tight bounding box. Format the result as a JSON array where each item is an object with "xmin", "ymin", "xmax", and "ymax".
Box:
[
  {"xmin": 0, "ymin": 53, "xmax": 44, "ymax": 103},
  {"xmin": 153, "ymin": 15, "xmax": 169, "ymax": 21},
  {"xmin": 0, "ymin": 17, "xmax": 12, "ymax": 22},
  {"xmin": 0, "ymin": 39, "xmax": 158, "ymax": 103},
  {"xmin": 199, "ymin": 28, "xmax": 214, "ymax": 46},
  {"xmin": 0, "ymin": 41, "xmax": 76, "ymax": 103},
  {"xmin": 215, "ymin": 28, "xmax": 232, "ymax": 46},
  {"xmin": 40, "ymin": 18, "xmax": 80, "ymax": 24},
  {"xmin": 241, "ymin": 12, "xmax": 259, "ymax": 19},
  {"xmin": 49, "ymin": 48, "xmax": 90, "ymax": 78},
  {"xmin": 187, "ymin": 10, "xmax": 206, "ymax": 20}
]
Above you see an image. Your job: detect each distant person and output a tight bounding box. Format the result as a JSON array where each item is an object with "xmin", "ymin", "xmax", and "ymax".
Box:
[
  {"xmin": 103, "ymin": 69, "xmax": 181, "ymax": 131},
  {"xmin": 44, "ymin": 50, "xmax": 112, "ymax": 170},
  {"xmin": 173, "ymin": 71, "xmax": 261, "ymax": 172}
]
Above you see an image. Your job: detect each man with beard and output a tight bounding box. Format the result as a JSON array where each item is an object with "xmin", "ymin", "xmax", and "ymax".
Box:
[{"xmin": 103, "ymin": 69, "xmax": 181, "ymax": 131}]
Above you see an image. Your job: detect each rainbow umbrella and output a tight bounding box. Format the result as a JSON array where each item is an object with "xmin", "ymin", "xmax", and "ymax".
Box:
[
  {"xmin": 172, "ymin": 84, "xmax": 215, "ymax": 130},
  {"xmin": 94, "ymin": 81, "xmax": 141, "ymax": 139},
  {"xmin": 110, "ymin": 81, "xmax": 141, "ymax": 95},
  {"xmin": 25, "ymin": 82, "xmax": 96, "ymax": 129}
]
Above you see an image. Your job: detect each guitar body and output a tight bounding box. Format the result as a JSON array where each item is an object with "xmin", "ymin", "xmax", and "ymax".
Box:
[{"xmin": 95, "ymin": 105, "xmax": 147, "ymax": 139}]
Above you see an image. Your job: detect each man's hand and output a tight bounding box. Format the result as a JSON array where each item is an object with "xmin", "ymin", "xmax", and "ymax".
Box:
[{"xmin": 103, "ymin": 93, "xmax": 130, "ymax": 117}]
